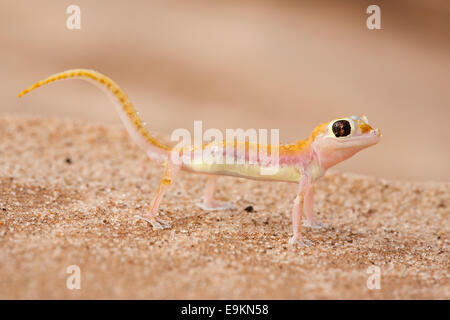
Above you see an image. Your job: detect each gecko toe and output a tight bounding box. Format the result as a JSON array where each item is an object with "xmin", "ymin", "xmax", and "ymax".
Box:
[
  {"xmin": 134, "ymin": 215, "xmax": 171, "ymax": 230},
  {"xmin": 303, "ymin": 220, "xmax": 328, "ymax": 229},
  {"xmin": 156, "ymin": 217, "xmax": 172, "ymax": 229},
  {"xmin": 196, "ymin": 201, "xmax": 234, "ymax": 211},
  {"xmin": 289, "ymin": 236, "xmax": 313, "ymax": 247}
]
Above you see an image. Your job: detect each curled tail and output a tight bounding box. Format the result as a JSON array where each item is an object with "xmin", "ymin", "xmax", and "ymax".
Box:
[{"xmin": 18, "ymin": 69, "xmax": 171, "ymax": 160}]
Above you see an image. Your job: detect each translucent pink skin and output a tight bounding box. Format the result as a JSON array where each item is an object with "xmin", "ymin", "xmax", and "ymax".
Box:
[
  {"xmin": 124, "ymin": 108, "xmax": 381, "ymax": 244},
  {"xmin": 287, "ymin": 120, "xmax": 381, "ymax": 245},
  {"xmin": 163, "ymin": 117, "xmax": 381, "ymax": 246},
  {"xmin": 19, "ymin": 72, "xmax": 381, "ymax": 246},
  {"xmin": 312, "ymin": 126, "xmax": 381, "ymax": 171}
]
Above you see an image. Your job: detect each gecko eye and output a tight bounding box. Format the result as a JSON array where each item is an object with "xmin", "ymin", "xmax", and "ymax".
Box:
[{"xmin": 332, "ymin": 120, "xmax": 352, "ymax": 138}]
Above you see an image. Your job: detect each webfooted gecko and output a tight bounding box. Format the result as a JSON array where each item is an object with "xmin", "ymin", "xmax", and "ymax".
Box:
[{"xmin": 18, "ymin": 69, "xmax": 381, "ymax": 246}]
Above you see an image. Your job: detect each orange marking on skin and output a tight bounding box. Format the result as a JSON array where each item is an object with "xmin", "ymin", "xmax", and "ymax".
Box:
[
  {"xmin": 359, "ymin": 123, "xmax": 373, "ymax": 133},
  {"xmin": 160, "ymin": 177, "xmax": 172, "ymax": 186},
  {"xmin": 18, "ymin": 69, "xmax": 171, "ymax": 151},
  {"xmin": 185, "ymin": 122, "xmax": 329, "ymax": 159},
  {"xmin": 280, "ymin": 122, "xmax": 328, "ymax": 155}
]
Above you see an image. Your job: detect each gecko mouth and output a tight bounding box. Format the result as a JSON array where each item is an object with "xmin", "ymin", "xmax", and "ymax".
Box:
[
  {"xmin": 322, "ymin": 128, "xmax": 381, "ymax": 149},
  {"xmin": 349, "ymin": 129, "xmax": 381, "ymax": 147}
]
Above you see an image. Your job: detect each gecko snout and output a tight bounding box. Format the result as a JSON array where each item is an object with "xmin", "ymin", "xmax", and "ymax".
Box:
[{"xmin": 371, "ymin": 128, "xmax": 382, "ymax": 137}]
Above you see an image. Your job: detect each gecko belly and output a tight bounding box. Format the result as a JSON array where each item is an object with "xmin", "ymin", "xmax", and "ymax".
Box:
[{"xmin": 183, "ymin": 162, "xmax": 302, "ymax": 183}]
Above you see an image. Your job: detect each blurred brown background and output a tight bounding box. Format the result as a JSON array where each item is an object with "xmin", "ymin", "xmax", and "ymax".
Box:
[{"xmin": 1, "ymin": 0, "xmax": 449, "ymax": 181}]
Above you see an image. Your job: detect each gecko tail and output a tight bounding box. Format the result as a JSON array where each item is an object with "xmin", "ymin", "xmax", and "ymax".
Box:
[{"xmin": 18, "ymin": 69, "xmax": 172, "ymax": 161}]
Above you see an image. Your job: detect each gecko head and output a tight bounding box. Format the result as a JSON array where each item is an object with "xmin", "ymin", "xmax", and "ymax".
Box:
[{"xmin": 311, "ymin": 115, "xmax": 381, "ymax": 169}]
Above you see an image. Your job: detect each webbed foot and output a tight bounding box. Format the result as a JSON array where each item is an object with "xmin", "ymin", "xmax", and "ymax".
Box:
[
  {"xmin": 303, "ymin": 220, "xmax": 328, "ymax": 229},
  {"xmin": 135, "ymin": 215, "xmax": 171, "ymax": 230},
  {"xmin": 288, "ymin": 235, "xmax": 313, "ymax": 247},
  {"xmin": 196, "ymin": 201, "xmax": 234, "ymax": 211}
]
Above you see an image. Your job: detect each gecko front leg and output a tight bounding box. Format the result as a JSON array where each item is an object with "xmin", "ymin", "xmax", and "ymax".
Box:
[
  {"xmin": 302, "ymin": 184, "xmax": 328, "ymax": 229},
  {"xmin": 196, "ymin": 175, "xmax": 234, "ymax": 211},
  {"xmin": 136, "ymin": 162, "xmax": 180, "ymax": 230},
  {"xmin": 288, "ymin": 181, "xmax": 313, "ymax": 247}
]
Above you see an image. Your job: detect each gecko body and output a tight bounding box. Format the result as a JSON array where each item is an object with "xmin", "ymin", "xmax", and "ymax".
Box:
[{"xmin": 18, "ymin": 69, "xmax": 381, "ymax": 246}]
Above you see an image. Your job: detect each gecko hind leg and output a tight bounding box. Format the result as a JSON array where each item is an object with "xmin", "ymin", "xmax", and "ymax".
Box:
[
  {"xmin": 135, "ymin": 162, "xmax": 179, "ymax": 230},
  {"xmin": 196, "ymin": 176, "xmax": 234, "ymax": 211}
]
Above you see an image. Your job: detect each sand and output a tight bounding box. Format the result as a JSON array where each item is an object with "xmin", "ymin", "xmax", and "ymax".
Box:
[{"xmin": 0, "ymin": 115, "xmax": 448, "ymax": 299}]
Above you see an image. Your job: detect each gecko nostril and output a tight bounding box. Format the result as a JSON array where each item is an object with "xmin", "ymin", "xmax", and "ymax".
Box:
[{"xmin": 371, "ymin": 128, "xmax": 381, "ymax": 137}]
